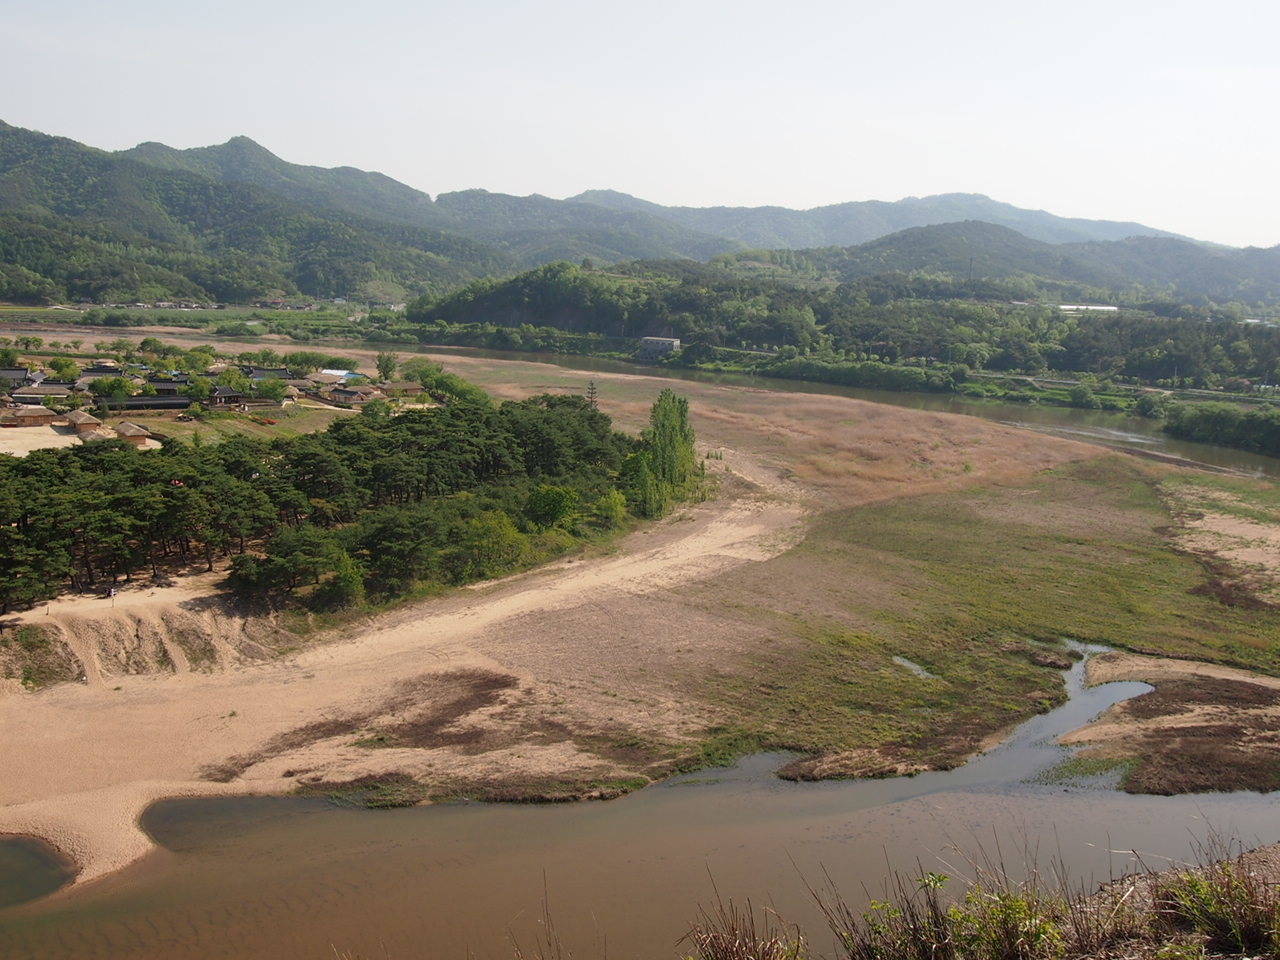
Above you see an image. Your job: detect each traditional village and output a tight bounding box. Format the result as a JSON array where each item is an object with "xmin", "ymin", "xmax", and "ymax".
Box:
[{"xmin": 0, "ymin": 352, "xmax": 430, "ymax": 456}]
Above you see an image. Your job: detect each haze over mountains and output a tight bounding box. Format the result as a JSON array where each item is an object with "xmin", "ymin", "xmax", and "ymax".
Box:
[
  {"xmin": 116, "ymin": 134, "xmax": 1185, "ymax": 251},
  {"xmin": 569, "ymin": 189, "xmax": 1188, "ymax": 249},
  {"xmin": 1, "ymin": 119, "xmax": 1277, "ymax": 306},
  {"xmin": 778, "ymin": 221, "xmax": 1280, "ymax": 305}
]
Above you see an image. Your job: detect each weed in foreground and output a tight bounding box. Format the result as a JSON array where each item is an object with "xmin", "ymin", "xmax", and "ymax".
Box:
[
  {"xmin": 681, "ymin": 893, "xmax": 807, "ymax": 960},
  {"xmin": 812, "ymin": 869, "xmax": 957, "ymax": 960},
  {"xmin": 1150, "ymin": 837, "xmax": 1280, "ymax": 955},
  {"xmin": 809, "ymin": 859, "xmax": 1075, "ymax": 960},
  {"xmin": 684, "ymin": 836, "xmax": 1280, "ymax": 960}
]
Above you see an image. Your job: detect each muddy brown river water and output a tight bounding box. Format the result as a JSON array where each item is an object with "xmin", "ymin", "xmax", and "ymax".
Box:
[{"xmin": 5, "ymin": 653, "xmax": 1280, "ymax": 960}]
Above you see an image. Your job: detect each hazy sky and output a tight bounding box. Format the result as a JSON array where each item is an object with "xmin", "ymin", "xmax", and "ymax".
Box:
[{"xmin": 7, "ymin": 0, "xmax": 1279, "ymax": 247}]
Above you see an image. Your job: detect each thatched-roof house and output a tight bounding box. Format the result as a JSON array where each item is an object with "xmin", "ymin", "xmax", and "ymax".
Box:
[
  {"xmin": 64, "ymin": 409, "xmax": 103, "ymax": 434},
  {"xmin": 379, "ymin": 380, "xmax": 425, "ymax": 397},
  {"xmin": 113, "ymin": 421, "xmax": 154, "ymax": 447},
  {"xmin": 2, "ymin": 404, "xmax": 58, "ymax": 427},
  {"xmin": 329, "ymin": 384, "xmax": 384, "ymax": 404},
  {"xmin": 11, "ymin": 383, "xmax": 73, "ymax": 403}
]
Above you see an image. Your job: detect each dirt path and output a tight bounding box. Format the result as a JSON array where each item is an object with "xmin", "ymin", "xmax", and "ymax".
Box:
[
  {"xmin": 7, "ymin": 570, "xmax": 226, "ymax": 625},
  {"xmin": 0, "ymin": 424, "xmax": 83, "ymax": 457}
]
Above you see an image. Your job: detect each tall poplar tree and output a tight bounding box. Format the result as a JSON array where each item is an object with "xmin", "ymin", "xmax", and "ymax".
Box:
[{"xmin": 645, "ymin": 388, "xmax": 696, "ymax": 491}]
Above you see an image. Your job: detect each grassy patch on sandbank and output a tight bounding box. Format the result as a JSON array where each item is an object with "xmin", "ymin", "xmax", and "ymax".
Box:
[{"xmin": 686, "ymin": 455, "xmax": 1280, "ymax": 774}]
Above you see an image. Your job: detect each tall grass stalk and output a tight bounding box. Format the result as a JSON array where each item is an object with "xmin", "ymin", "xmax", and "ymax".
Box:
[
  {"xmin": 510, "ymin": 882, "xmax": 594, "ymax": 960},
  {"xmin": 682, "ymin": 890, "xmax": 807, "ymax": 960}
]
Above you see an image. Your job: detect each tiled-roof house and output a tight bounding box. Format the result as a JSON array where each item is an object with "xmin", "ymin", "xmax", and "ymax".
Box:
[{"xmin": 209, "ymin": 385, "xmax": 246, "ymax": 406}]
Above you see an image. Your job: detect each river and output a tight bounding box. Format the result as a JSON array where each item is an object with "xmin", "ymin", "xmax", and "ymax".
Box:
[
  {"xmin": 4, "ymin": 652, "xmax": 1280, "ymax": 959},
  {"xmin": 402, "ymin": 346, "xmax": 1280, "ymax": 479}
]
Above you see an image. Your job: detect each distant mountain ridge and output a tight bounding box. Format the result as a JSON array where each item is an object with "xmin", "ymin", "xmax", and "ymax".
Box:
[
  {"xmin": 0, "ymin": 120, "xmax": 509, "ymax": 303},
  {"xmin": 120, "ymin": 136, "xmax": 445, "ymax": 232},
  {"xmin": 2, "ymin": 120, "xmax": 1278, "ymax": 307},
  {"xmin": 117, "ymin": 133, "xmax": 1192, "ymax": 255},
  {"xmin": 569, "ymin": 190, "xmax": 1188, "ymax": 248},
  {"xmin": 772, "ymin": 221, "xmax": 1280, "ymax": 303},
  {"xmin": 119, "ymin": 138, "xmax": 737, "ymax": 266}
]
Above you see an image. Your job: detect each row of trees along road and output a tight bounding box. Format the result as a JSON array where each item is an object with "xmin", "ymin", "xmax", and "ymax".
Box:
[{"xmin": 0, "ymin": 381, "xmax": 700, "ymax": 614}]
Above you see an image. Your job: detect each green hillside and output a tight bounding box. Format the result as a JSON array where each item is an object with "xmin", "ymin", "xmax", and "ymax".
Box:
[
  {"xmin": 0, "ymin": 121, "xmax": 509, "ymax": 303},
  {"xmin": 715, "ymin": 221, "xmax": 1280, "ymax": 306},
  {"xmin": 119, "ymin": 137, "xmax": 740, "ymax": 268},
  {"xmin": 431, "ymin": 189, "xmax": 736, "ymax": 266},
  {"xmin": 4, "ymin": 120, "xmax": 1279, "ymax": 312},
  {"xmin": 790, "ymin": 221, "xmax": 1123, "ymax": 290}
]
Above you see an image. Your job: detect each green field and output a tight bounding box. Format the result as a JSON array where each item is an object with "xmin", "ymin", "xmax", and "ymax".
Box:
[
  {"xmin": 103, "ymin": 402, "xmax": 357, "ymax": 442},
  {"xmin": 684, "ymin": 457, "xmax": 1280, "ymax": 771}
]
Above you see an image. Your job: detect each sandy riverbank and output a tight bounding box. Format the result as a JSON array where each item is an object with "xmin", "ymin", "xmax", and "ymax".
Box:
[
  {"xmin": 0, "ymin": 351, "xmax": 1183, "ymax": 894},
  {"xmin": 0, "ymin": 467, "xmax": 807, "ymax": 886}
]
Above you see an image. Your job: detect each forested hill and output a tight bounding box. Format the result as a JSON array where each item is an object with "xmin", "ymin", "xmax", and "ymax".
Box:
[
  {"xmin": 406, "ymin": 259, "xmax": 1280, "ymax": 387},
  {"xmin": 120, "ymin": 136, "xmax": 448, "ymax": 234},
  {"xmin": 724, "ymin": 222, "xmax": 1280, "ymax": 304},
  {"xmin": 118, "ymin": 137, "xmax": 738, "ymax": 267},
  {"xmin": 0, "ymin": 121, "xmax": 737, "ymax": 304},
  {"xmin": 0, "ymin": 121, "xmax": 511, "ymax": 304},
  {"xmin": 410, "ymin": 225, "xmax": 1280, "ymax": 350},
  {"xmin": 570, "ymin": 190, "xmax": 1185, "ymax": 248}
]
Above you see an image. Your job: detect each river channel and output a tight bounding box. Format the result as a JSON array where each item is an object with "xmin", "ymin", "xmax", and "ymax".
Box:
[
  {"xmin": 5, "ymin": 651, "xmax": 1280, "ymax": 959},
  {"xmin": 399, "ymin": 346, "xmax": 1280, "ymax": 479}
]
